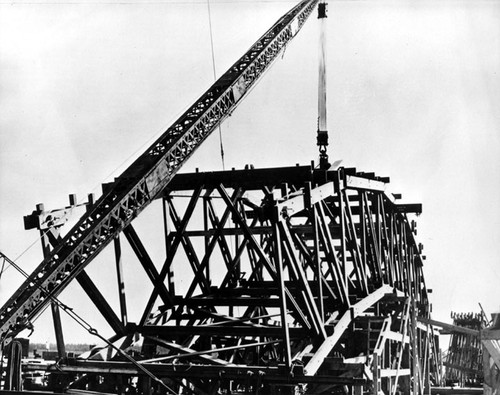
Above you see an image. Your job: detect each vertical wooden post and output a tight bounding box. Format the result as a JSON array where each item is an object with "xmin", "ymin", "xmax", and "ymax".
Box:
[
  {"xmin": 50, "ymin": 302, "xmax": 66, "ymax": 360},
  {"xmin": 39, "ymin": 223, "xmax": 66, "ymax": 360},
  {"xmin": 373, "ymin": 352, "xmax": 380, "ymax": 395},
  {"xmin": 273, "ymin": 217, "xmax": 291, "ymax": 369},
  {"xmin": 163, "ymin": 197, "xmax": 175, "ymax": 296},
  {"xmin": 339, "ymin": 185, "xmax": 347, "ymax": 291},
  {"xmin": 360, "ymin": 191, "xmax": 367, "ymax": 279},
  {"xmin": 114, "ymin": 235, "xmax": 128, "ymax": 326},
  {"xmin": 203, "ymin": 195, "xmax": 211, "ymax": 286},
  {"xmin": 312, "ymin": 203, "xmax": 324, "ymax": 322},
  {"xmin": 411, "ymin": 296, "xmax": 419, "ymax": 395}
]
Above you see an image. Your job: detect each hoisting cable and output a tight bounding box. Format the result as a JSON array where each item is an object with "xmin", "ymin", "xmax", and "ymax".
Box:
[
  {"xmin": 0, "ymin": 253, "xmax": 6, "ymax": 281},
  {"xmin": 0, "ymin": 251, "xmax": 178, "ymax": 395},
  {"xmin": 317, "ymin": 0, "xmax": 329, "ymax": 169},
  {"xmin": 207, "ymin": 0, "xmax": 225, "ymax": 170}
]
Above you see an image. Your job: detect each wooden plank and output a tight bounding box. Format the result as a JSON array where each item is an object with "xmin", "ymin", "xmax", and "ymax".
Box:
[
  {"xmin": 380, "ymin": 368, "xmax": 411, "ymax": 377},
  {"xmin": 482, "ymin": 339, "xmax": 500, "ymax": 371},
  {"xmin": 345, "ymin": 175, "xmax": 386, "ymax": 192},
  {"xmin": 137, "ymin": 324, "xmax": 309, "ymax": 338},
  {"xmin": 417, "ymin": 316, "xmax": 480, "ymax": 337},
  {"xmin": 481, "ymin": 329, "xmax": 500, "ymax": 340},
  {"xmin": 385, "ymin": 330, "xmax": 410, "ymax": 343}
]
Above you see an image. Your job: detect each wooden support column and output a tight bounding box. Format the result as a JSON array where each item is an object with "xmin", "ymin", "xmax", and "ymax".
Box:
[
  {"xmin": 203, "ymin": 195, "xmax": 211, "ymax": 285},
  {"xmin": 39, "ymin": 227, "xmax": 66, "ymax": 359},
  {"xmin": 50, "ymin": 302, "xmax": 66, "ymax": 360},
  {"xmin": 234, "ymin": 199, "xmax": 241, "ymax": 284},
  {"xmin": 114, "ymin": 235, "xmax": 128, "ymax": 327},
  {"xmin": 360, "ymin": 191, "xmax": 367, "ymax": 282},
  {"xmin": 312, "ymin": 202, "xmax": 324, "ymax": 322},
  {"xmin": 387, "ymin": 213, "xmax": 395, "ymax": 286},
  {"xmin": 162, "ymin": 197, "xmax": 175, "ymax": 296},
  {"xmin": 373, "ymin": 352, "xmax": 380, "ymax": 395},
  {"xmin": 339, "ymin": 187, "xmax": 348, "ymax": 294},
  {"xmin": 273, "ymin": 218, "xmax": 292, "ymax": 369},
  {"xmin": 411, "ymin": 296, "xmax": 419, "ymax": 395}
]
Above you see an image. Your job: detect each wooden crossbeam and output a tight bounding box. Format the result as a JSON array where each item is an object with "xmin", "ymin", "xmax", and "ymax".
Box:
[
  {"xmin": 418, "ymin": 317, "xmax": 480, "ymax": 336},
  {"xmin": 76, "ymin": 270, "xmax": 124, "ymax": 335},
  {"xmin": 137, "ymin": 324, "xmax": 309, "ymax": 338},
  {"xmin": 47, "ymin": 361, "xmax": 368, "ymax": 385}
]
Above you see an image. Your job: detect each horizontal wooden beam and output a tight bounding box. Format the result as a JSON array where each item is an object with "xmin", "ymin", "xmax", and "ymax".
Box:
[
  {"xmin": 417, "ymin": 317, "xmax": 480, "ymax": 337},
  {"xmin": 137, "ymin": 324, "xmax": 310, "ymax": 338},
  {"xmin": 380, "ymin": 368, "xmax": 411, "ymax": 377},
  {"xmin": 46, "ymin": 361, "xmax": 368, "ymax": 385},
  {"xmin": 345, "ymin": 175, "xmax": 386, "ymax": 192},
  {"xmin": 482, "ymin": 329, "xmax": 500, "ymax": 340},
  {"xmin": 167, "ymin": 165, "xmax": 314, "ymax": 192}
]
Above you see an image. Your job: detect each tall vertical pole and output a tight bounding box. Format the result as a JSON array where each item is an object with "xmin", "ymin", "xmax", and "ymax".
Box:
[
  {"xmin": 163, "ymin": 197, "xmax": 175, "ymax": 297},
  {"xmin": 313, "ymin": 205, "xmax": 324, "ymax": 322},
  {"xmin": 339, "ymin": 180, "xmax": 348, "ymax": 290},
  {"xmin": 411, "ymin": 296, "xmax": 419, "ymax": 395},
  {"xmin": 39, "ymin": 225, "xmax": 66, "ymax": 360},
  {"xmin": 114, "ymin": 235, "xmax": 128, "ymax": 327},
  {"xmin": 273, "ymin": 214, "xmax": 292, "ymax": 369},
  {"xmin": 203, "ymin": 196, "xmax": 211, "ymax": 286}
]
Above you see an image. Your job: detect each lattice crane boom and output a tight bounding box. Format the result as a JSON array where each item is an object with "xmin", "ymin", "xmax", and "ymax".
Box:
[{"xmin": 0, "ymin": 0, "xmax": 318, "ymax": 341}]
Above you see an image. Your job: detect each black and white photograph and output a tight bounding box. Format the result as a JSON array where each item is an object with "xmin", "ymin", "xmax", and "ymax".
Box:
[{"xmin": 0, "ymin": 0, "xmax": 499, "ymax": 393}]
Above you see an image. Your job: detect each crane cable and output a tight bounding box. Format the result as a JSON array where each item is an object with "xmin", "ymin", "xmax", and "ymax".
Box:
[
  {"xmin": 317, "ymin": 1, "xmax": 329, "ymax": 169},
  {"xmin": 207, "ymin": 0, "xmax": 225, "ymax": 170}
]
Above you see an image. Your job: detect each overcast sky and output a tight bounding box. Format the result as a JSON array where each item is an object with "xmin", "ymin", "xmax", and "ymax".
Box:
[{"xmin": 0, "ymin": 0, "xmax": 499, "ymax": 344}]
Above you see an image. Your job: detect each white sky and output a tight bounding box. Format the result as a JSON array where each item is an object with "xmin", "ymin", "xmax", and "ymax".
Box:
[{"xmin": 0, "ymin": 0, "xmax": 499, "ymax": 344}]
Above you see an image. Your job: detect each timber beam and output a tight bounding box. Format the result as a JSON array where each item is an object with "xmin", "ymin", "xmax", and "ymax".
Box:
[
  {"xmin": 136, "ymin": 324, "xmax": 311, "ymax": 338},
  {"xmin": 46, "ymin": 360, "xmax": 368, "ymax": 385}
]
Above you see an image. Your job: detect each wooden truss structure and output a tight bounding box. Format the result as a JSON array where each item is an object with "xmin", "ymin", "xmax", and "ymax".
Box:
[
  {"xmin": 443, "ymin": 312, "xmax": 484, "ymax": 386},
  {"xmin": 439, "ymin": 311, "xmax": 500, "ymax": 393},
  {"xmin": 12, "ymin": 164, "xmax": 440, "ymax": 394}
]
